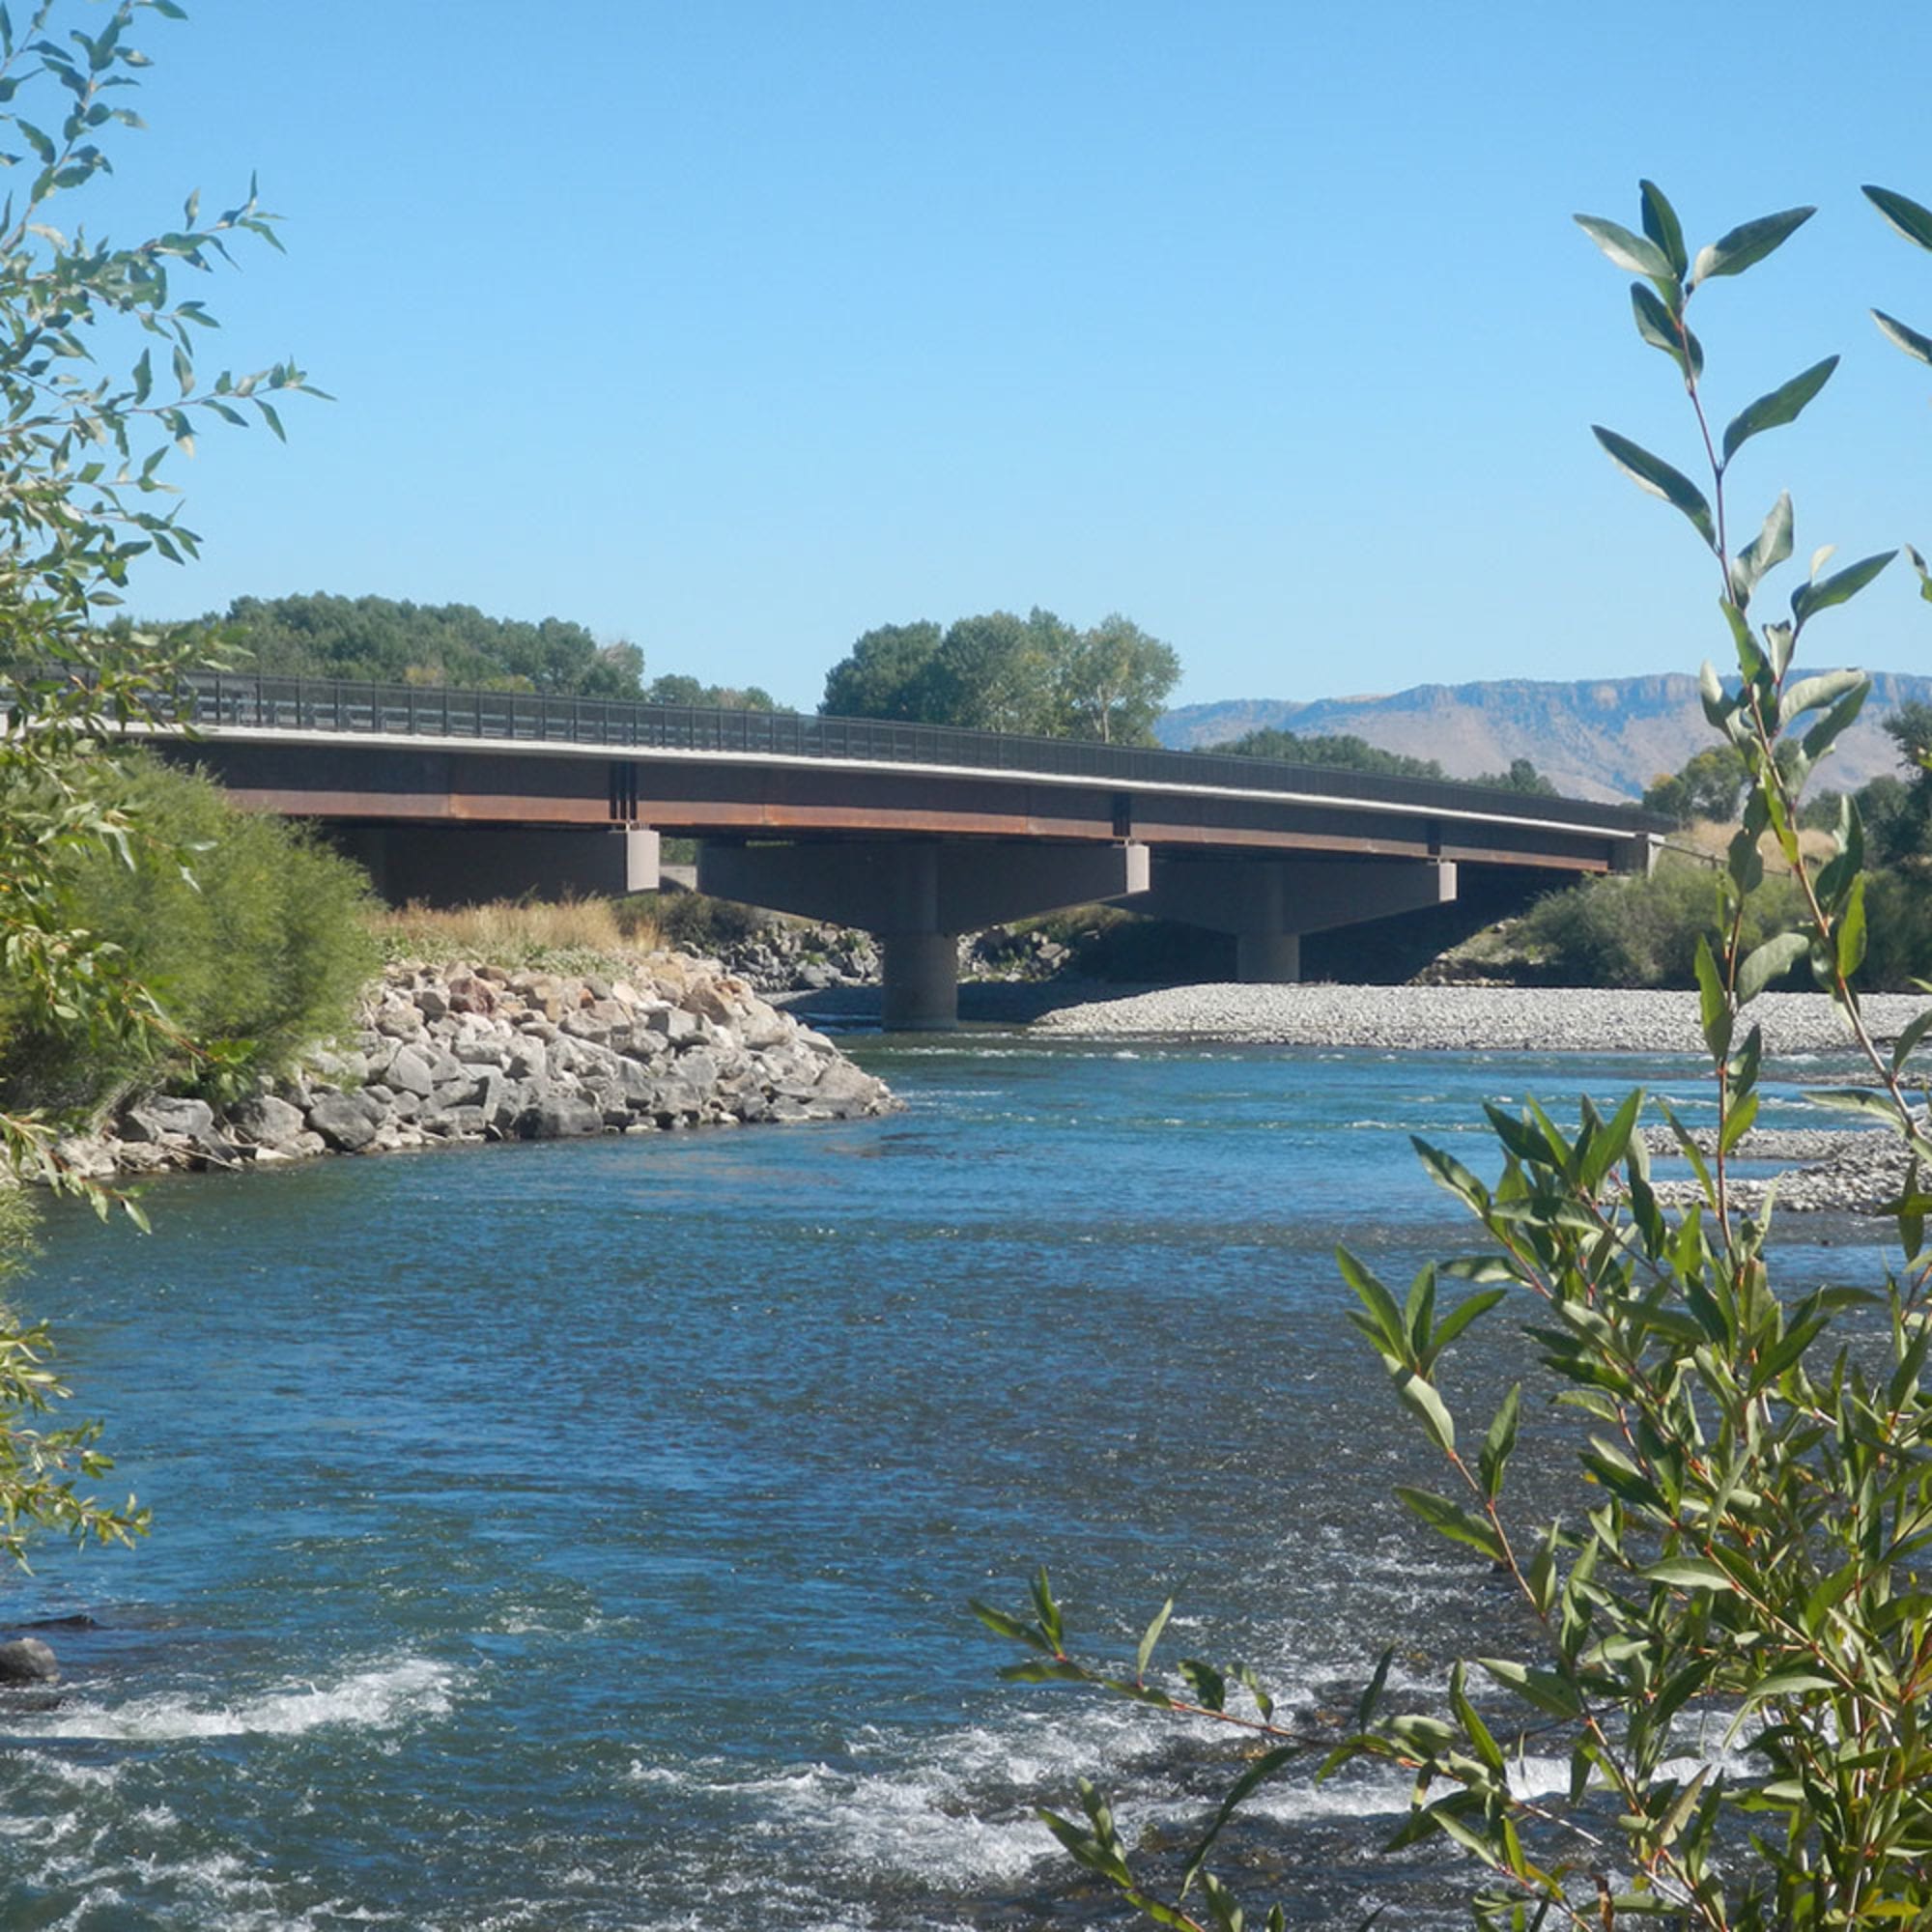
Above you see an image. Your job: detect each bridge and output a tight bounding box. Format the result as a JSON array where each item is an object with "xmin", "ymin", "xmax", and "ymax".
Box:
[{"xmin": 155, "ymin": 671, "xmax": 1664, "ymax": 1029}]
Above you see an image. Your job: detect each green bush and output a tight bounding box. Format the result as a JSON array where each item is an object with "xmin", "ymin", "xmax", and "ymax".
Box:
[
  {"xmin": 1516, "ymin": 860, "xmax": 1805, "ymax": 987},
  {"xmin": 1858, "ymin": 867, "xmax": 1932, "ymax": 987},
  {"xmin": 0, "ymin": 753, "xmax": 378, "ymax": 1112}
]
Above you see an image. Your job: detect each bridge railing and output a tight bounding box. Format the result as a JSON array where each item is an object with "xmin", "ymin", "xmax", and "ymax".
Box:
[{"xmin": 162, "ymin": 670, "xmax": 1664, "ymax": 837}]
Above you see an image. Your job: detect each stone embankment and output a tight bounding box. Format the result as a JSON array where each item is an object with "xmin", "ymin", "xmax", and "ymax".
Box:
[
  {"xmin": 710, "ymin": 915, "xmax": 1066, "ymax": 995},
  {"xmin": 59, "ymin": 955, "xmax": 895, "ymax": 1179}
]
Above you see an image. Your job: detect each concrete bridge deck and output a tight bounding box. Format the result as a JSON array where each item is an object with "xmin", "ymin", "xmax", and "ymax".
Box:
[{"xmin": 156, "ymin": 671, "xmax": 1666, "ymax": 1028}]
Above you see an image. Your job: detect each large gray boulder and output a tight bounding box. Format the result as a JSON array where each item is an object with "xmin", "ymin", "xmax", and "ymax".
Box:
[
  {"xmin": 513, "ymin": 1095, "xmax": 604, "ymax": 1140},
  {"xmin": 120, "ymin": 1094, "xmax": 216, "ymax": 1145},
  {"xmin": 305, "ymin": 1091, "xmax": 382, "ymax": 1152},
  {"xmin": 0, "ymin": 1637, "xmax": 59, "ymax": 1684},
  {"xmin": 229, "ymin": 1094, "xmax": 307, "ymax": 1151}
]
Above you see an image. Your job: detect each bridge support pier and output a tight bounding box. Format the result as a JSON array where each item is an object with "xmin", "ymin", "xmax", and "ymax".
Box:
[
  {"xmin": 335, "ymin": 825, "xmax": 661, "ymax": 907},
  {"xmin": 696, "ymin": 838, "xmax": 1151, "ymax": 1031},
  {"xmin": 1127, "ymin": 858, "xmax": 1457, "ymax": 983}
]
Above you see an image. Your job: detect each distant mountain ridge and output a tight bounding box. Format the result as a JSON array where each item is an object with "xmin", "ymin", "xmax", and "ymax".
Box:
[{"xmin": 1156, "ymin": 670, "xmax": 1932, "ymax": 801}]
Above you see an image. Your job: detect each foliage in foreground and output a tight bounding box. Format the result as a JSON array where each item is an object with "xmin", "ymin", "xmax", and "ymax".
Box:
[
  {"xmin": 0, "ymin": 753, "xmax": 378, "ymax": 1114},
  {"xmin": 1, "ymin": 0, "xmax": 315, "ymax": 1566},
  {"xmin": 979, "ymin": 184, "xmax": 1932, "ymax": 1928}
]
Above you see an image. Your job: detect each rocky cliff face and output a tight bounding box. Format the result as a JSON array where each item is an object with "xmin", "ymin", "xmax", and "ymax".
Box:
[
  {"xmin": 1159, "ymin": 668, "xmax": 1932, "ymax": 800},
  {"xmin": 58, "ymin": 953, "xmax": 895, "ymax": 1179}
]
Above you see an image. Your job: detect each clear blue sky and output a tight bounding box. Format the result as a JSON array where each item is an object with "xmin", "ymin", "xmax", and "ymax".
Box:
[{"xmin": 90, "ymin": 0, "xmax": 1932, "ymax": 709}]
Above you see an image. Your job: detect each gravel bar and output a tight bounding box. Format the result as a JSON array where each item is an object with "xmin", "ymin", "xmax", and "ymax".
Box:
[{"xmin": 1033, "ymin": 983, "xmax": 1932, "ymax": 1059}]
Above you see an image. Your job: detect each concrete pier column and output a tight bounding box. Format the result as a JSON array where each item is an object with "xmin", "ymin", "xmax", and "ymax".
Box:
[
  {"xmin": 696, "ymin": 837, "xmax": 1150, "ymax": 1031},
  {"xmin": 1236, "ymin": 930, "xmax": 1301, "ymax": 983},
  {"xmin": 881, "ymin": 931, "xmax": 960, "ymax": 1031}
]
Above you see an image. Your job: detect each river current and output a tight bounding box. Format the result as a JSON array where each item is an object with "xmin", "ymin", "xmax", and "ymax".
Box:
[{"xmin": 0, "ymin": 1033, "xmax": 1884, "ymax": 1929}]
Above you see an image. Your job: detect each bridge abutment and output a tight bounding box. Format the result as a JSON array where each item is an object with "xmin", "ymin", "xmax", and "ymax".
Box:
[{"xmin": 336, "ymin": 825, "xmax": 661, "ymax": 907}]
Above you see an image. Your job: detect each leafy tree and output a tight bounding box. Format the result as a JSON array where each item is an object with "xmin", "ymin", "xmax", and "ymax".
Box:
[
  {"xmin": 1212, "ymin": 724, "xmax": 1448, "ymax": 779},
  {"xmin": 820, "ymin": 619, "xmax": 942, "ymax": 720},
  {"xmin": 169, "ymin": 591, "xmax": 646, "ymax": 697},
  {"xmin": 0, "ymin": 1, "xmax": 315, "ymax": 1569},
  {"xmin": 643, "ymin": 672, "xmax": 785, "ymax": 711},
  {"xmin": 914, "ymin": 608, "xmax": 1063, "ymax": 733},
  {"xmin": 1642, "ymin": 743, "xmax": 1750, "ymax": 824},
  {"xmin": 820, "ymin": 608, "xmax": 1180, "ymax": 742},
  {"xmin": 1051, "ymin": 612, "xmax": 1181, "ymax": 744},
  {"xmin": 1472, "ymin": 755, "xmax": 1558, "ymax": 795},
  {"xmin": 981, "ymin": 182, "xmax": 1932, "ymax": 1930}
]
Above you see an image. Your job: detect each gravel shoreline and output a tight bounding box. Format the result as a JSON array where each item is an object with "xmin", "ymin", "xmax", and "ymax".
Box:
[{"xmin": 1031, "ymin": 982, "xmax": 1932, "ymax": 1059}]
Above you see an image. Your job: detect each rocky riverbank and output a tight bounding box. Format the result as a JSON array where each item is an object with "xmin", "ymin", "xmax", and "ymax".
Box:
[
  {"xmin": 57, "ymin": 954, "xmax": 895, "ymax": 1180},
  {"xmin": 1031, "ymin": 981, "xmax": 1932, "ymax": 1057}
]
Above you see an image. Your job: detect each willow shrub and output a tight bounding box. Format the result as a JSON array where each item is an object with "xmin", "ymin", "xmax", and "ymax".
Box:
[
  {"xmin": 979, "ymin": 184, "xmax": 1932, "ymax": 1931},
  {"xmin": 0, "ymin": 752, "xmax": 377, "ymax": 1113},
  {"xmin": 1518, "ymin": 863, "xmax": 1807, "ymax": 989}
]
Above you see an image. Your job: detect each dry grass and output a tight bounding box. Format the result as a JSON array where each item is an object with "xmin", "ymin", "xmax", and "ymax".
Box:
[
  {"xmin": 1664, "ymin": 818, "xmax": 1836, "ymax": 875},
  {"xmin": 364, "ymin": 896, "xmax": 662, "ymax": 974}
]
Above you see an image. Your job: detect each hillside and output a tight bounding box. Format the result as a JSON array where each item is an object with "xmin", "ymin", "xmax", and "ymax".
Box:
[{"xmin": 1158, "ymin": 670, "xmax": 1932, "ymax": 801}]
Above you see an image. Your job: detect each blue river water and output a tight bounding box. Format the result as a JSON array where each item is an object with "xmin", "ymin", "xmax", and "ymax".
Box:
[{"xmin": 0, "ymin": 1033, "xmax": 1889, "ymax": 1929}]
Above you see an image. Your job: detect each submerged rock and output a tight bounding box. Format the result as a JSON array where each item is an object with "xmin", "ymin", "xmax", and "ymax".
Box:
[{"xmin": 0, "ymin": 1637, "xmax": 59, "ymax": 1684}]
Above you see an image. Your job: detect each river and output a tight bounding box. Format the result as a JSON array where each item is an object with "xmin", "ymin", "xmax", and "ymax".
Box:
[{"xmin": 0, "ymin": 1033, "xmax": 1884, "ymax": 1928}]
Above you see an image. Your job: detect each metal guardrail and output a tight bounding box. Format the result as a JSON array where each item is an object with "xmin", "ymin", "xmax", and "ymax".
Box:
[{"xmin": 163, "ymin": 670, "xmax": 1668, "ymax": 838}]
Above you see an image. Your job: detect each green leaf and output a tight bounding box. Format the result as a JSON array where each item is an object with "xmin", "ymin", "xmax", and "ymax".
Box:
[
  {"xmin": 1136, "ymin": 1599, "xmax": 1173, "ymax": 1682},
  {"xmin": 1629, "ymin": 283, "xmax": 1700, "ymax": 379},
  {"xmin": 1864, "ymin": 184, "xmax": 1932, "ymax": 252},
  {"xmin": 1575, "ymin": 213, "xmax": 1674, "ymax": 281},
  {"xmin": 1397, "ymin": 1486, "xmax": 1506, "ymax": 1563},
  {"xmin": 1693, "ymin": 936, "xmax": 1731, "ymax": 1062},
  {"xmin": 1479, "ymin": 1384, "xmax": 1520, "ymax": 1501},
  {"xmin": 1741, "ymin": 1666, "xmax": 1838, "ymax": 1708},
  {"xmin": 1426, "ymin": 1286, "xmax": 1506, "ymax": 1363},
  {"xmin": 1873, "ymin": 308, "xmax": 1932, "ymax": 365},
  {"xmin": 1690, "ymin": 206, "xmax": 1815, "ymax": 286},
  {"xmin": 1354, "ymin": 1645, "xmax": 1394, "ymax": 1729},
  {"xmin": 1792, "ymin": 551, "xmax": 1895, "ymax": 630},
  {"xmin": 1802, "ymin": 677, "xmax": 1870, "ymax": 765},
  {"xmin": 1737, "ymin": 931, "xmax": 1807, "ymax": 1005},
  {"xmin": 1592, "ymin": 427, "xmax": 1716, "ymax": 548},
  {"xmin": 1803, "ymin": 1087, "xmax": 1901, "ymax": 1125},
  {"xmin": 1478, "ymin": 1656, "xmax": 1583, "ymax": 1719},
  {"xmin": 1179, "ymin": 1746, "xmax": 1301, "ymax": 1899},
  {"xmin": 1179, "ymin": 1657, "xmax": 1226, "ymax": 1712},
  {"xmin": 1719, "ymin": 1091, "xmax": 1759, "ymax": 1155},
  {"xmin": 1579, "ymin": 1088, "xmax": 1642, "ymax": 1193},
  {"xmin": 1646, "ymin": 1556, "xmax": 1739, "ymax": 1593},
  {"xmin": 1777, "ymin": 668, "xmax": 1865, "ymax": 732},
  {"xmin": 1719, "ymin": 356, "xmax": 1836, "ymax": 466},
  {"xmin": 1891, "ymin": 1008, "xmax": 1932, "ymax": 1075},
  {"xmin": 1029, "ymin": 1567, "xmax": 1063, "ymax": 1652},
  {"xmin": 1836, "ymin": 874, "xmax": 1868, "ymax": 981},
  {"xmin": 1731, "ymin": 493, "xmax": 1793, "ymax": 604},
  {"xmin": 1396, "ymin": 1372, "xmax": 1456, "ymax": 1456},
  {"xmin": 1639, "ymin": 180, "xmax": 1688, "ymax": 277},
  {"xmin": 1339, "ymin": 1248, "xmax": 1408, "ymax": 1366},
  {"xmin": 971, "ymin": 1600, "xmax": 1051, "ymax": 1652}
]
